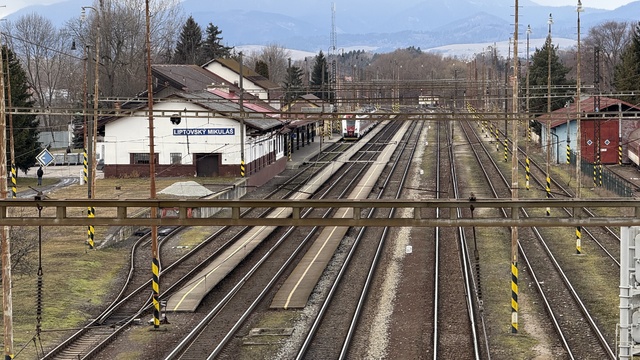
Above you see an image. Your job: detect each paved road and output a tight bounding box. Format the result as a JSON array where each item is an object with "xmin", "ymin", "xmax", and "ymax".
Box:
[
  {"xmin": 24, "ymin": 165, "xmax": 103, "ymax": 179},
  {"xmin": 17, "ymin": 165, "xmax": 103, "ymax": 199}
]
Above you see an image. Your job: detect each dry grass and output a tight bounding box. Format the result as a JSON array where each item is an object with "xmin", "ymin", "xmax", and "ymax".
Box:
[{"xmin": 1, "ymin": 176, "xmax": 217, "ymax": 358}]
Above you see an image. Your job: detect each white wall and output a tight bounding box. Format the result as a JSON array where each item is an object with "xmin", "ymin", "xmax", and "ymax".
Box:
[
  {"xmin": 100, "ymin": 100, "xmax": 286, "ymax": 167},
  {"xmin": 102, "ymin": 101, "xmax": 243, "ymax": 166},
  {"xmin": 204, "ymin": 62, "xmax": 267, "ymax": 101}
]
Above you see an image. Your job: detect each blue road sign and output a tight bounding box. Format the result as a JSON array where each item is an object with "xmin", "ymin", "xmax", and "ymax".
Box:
[{"xmin": 36, "ymin": 149, "xmax": 55, "ymax": 167}]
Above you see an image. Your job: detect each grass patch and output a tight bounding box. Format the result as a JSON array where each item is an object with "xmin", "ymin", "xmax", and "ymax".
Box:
[
  {"xmin": 1, "ymin": 176, "xmax": 223, "ymax": 358},
  {"xmin": 236, "ymin": 309, "xmax": 301, "ymax": 360}
]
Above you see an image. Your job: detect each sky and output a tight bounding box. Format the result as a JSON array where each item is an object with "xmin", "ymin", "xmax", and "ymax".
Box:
[
  {"xmin": 1, "ymin": 0, "xmax": 636, "ymax": 18},
  {"xmin": 532, "ymin": 0, "xmax": 636, "ymax": 9}
]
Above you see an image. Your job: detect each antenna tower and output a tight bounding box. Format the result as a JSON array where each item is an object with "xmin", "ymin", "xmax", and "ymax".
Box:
[{"xmin": 330, "ymin": 3, "xmax": 337, "ymax": 91}]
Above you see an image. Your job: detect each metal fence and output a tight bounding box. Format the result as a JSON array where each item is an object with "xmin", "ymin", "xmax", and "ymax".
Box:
[{"xmin": 569, "ymin": 151, "xmax": 633, "ymax": 197}]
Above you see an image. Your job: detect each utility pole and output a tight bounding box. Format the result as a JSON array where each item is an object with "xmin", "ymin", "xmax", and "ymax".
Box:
[
  {"xmin": 82, "ymin": 0, "xmax": 103, "ymax": 249},
  {"xmin": 0, "ymin": 40, "xmax": 14, "ymax": 360},
  {"xmin": 3, "ymin": 45, "xmax": 14, "ymax": 199},
  {"xmin": 510, "ymin": 0, "xmax": 520, "ymax": 334},
  {"xmin": 144, "ymin": 0, "xmax": 161, "ymax": 329},
  {"xmin": 239, "ymin": 52, "xmax": 245, "ymax": 178},
  {"xmin": 546, "ymin": 13, "xmax": 553, "ymax": 217},
  {"xmin": 575, "ymin": 0, "xmax": 583, "ymax": 254},
  {"xmin": 525, "ymin": 25, "xmax": 531, "ymax": 191}
]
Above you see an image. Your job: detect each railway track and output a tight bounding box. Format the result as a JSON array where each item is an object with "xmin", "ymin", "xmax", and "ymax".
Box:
[
  {"xmin": 459, "ymin": 116, "xmax": 615, "ymax": 359},
  {"xmin": 293, "ymin": 119, "xmax": 421, "ymax": 359},
  {"xmin": 41, "ymin": 141, "xmax": 353, "ymax": 359},
  {"xmin": 158, "ymin": 120, "xmax": 407, "ymax": 359}
]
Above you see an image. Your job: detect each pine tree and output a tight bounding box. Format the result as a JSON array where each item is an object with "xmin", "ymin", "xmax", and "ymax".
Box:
[
  {"xmin": 3, "ymin": 46, "xmax": 40, "ymax": 175},
  {"xmin": 527, "ymin": 36, "xmax": 573, "ymax": 116},
  {"xmin": 614, "ymin": 22, "xmax": 640, "ymax": 105},
  {"xmin": 201, "ymin": 23, "xmax": 232, "ymax": 61},
  {"xmin": 310, "ymin": 51, "xmax": 332, "ymax": 102},
  {"xmin": 255, "ymin": 60, "xmax": 269, "ymax": 79},
  {"xmin": 71, "ymin": 112, "xmax": 85, "ymax": 149},
  {"xmin": 173, "ymin": 16, "xmax": 204, "ymax": 65},
  {"xmin": 283, "ymin": 65, "xmax": 303, "ymax": 105}
]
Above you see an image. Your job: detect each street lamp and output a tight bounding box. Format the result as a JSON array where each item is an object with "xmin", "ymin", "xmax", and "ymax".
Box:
[{"xmin": 82, "ymin": 0, "xmax": 103, "ymax": 249}]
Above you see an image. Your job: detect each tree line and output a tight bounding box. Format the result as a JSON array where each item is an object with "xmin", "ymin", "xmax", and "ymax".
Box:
[{"xmin": 0, "ymin": 0, "xmax": 639, "ymax": 171}]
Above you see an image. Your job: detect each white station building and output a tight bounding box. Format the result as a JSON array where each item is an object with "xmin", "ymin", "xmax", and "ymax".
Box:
[{"xmin": 97, "ymin": 62, "xmax": 300, "ymax": 188}]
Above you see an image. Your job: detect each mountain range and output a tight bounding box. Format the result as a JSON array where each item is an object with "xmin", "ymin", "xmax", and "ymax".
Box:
[{"xmin": 7, "ymin": 0, "xmax": 640, "ymax": 54}]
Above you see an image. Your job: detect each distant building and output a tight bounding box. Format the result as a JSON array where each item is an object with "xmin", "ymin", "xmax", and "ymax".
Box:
[{"xmin": 537, "ymin": 96, "xmax": 640, "ymax": 164}]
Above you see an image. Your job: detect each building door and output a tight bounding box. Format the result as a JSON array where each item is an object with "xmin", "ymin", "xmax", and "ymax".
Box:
[{"xmin": 195, "ymin": 153, "xmax": 219, "ymax": 177}]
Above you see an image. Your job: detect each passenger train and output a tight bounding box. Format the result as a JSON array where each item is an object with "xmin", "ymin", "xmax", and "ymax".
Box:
[{"xmin": 341, "ymin": 112, "xmax": 378, "ymax": 140}]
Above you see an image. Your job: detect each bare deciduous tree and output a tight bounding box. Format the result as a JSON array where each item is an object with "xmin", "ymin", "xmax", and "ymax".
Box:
[
  {"xmin": 245, "ymin": 43, "xmax": 291, "ymax": 85},
  {"xmin": 0, "ymin": 227, "xmax": 37, "ymax": 279},
  {"xmin": 65, "ymin": 0, "xmax": 184, "ymax": 97},
  {"xmin": 5, "ymin": 14, "xmax": 72, "ymax": 139},
  {"xmin": 583, "ymin": 21, "xmax": 631, "ymax": 92}
]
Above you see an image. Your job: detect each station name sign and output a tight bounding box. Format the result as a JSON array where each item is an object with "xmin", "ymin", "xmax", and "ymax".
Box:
[{"xmin": 173, "ymin": 128, "xmax": 235, "ymax": 136}]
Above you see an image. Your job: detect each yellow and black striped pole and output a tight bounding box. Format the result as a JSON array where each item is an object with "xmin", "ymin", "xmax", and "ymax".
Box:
[
  {"xmin": 593, "ymin": 159, "xmax": 597, "ymax": 187},
  {"xmin": 504, "ymin": 138, "xmax": 508, "ymax": 162},
  {"xmin": 288, "ymin": 135, "xmax": 292, "ymax": 161},
  {"xmin": 525, "ymin": 157, "xmax": 530, "ymax": 190},
  {"xmin": 576, "ymin": 226, "xmax": 582, "ymax": 254},
  {"xmin": 566, "ymin": 142, "xmax": 571, "ymax": 164},
  {"xmin": 240, "ymin": 159, "xmax": 245, "ymax": 177},
  {"xmin": 598, "ymin": 162, "xmax": 603, "ymax": 187},
  {"xmin": 619, "ymin": 141, "xmax": 622, "ymax": 165},
  {"xmin": 10, "ymin": 164, "xmax": 16, "ymax": 198},
  {"xmin": 83, "ymin": 148, "xmax": 88, "ymax": 184},
  {"xmin": 87, "ymin": 207, "xmax": 95, "ymax": 249},
  {"xmin": 152, "ymin": 255, "xmax": 160, "ymax": 327},
  {"xmin": 546, "ymin": 175, "xmax": 551, "ymax": 216},
  {"xmin": 511, "ymin": 261, "xmax": 518, "ymax": 333}
]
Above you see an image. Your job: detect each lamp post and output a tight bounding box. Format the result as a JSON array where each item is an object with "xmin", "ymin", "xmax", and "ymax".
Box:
[
  {"xmin": 546, "ymin": 13, "xmax": 553, "ymax": 216},
  {"xmin": 82, "ymin": 1, "xmax": 103, "ymax": 249}
]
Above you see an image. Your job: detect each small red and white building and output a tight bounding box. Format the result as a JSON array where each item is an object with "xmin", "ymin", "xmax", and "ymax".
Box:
[{"xmin": 537, "ymin": 96, "xmax": 640, "ymax": 164}]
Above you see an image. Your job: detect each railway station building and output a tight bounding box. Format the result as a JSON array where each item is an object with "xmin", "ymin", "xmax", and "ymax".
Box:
[
  {"xmin": 97, "ymin": 63, "xmax": 291, "ymax": 188},
  {"xmin": 537, "ymin": 96, "xmax": 640, "ymax": 164}
]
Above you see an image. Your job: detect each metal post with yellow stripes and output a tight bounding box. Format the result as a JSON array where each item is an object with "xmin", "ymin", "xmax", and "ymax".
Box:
[
  {"xmin": 525, "ymin": 157, "xmax": 530, "ymax": 190},
  {"xmin": 511, "ymin": 261, "xmax": 518, "ymax": 333},
  {"xmin": 599, "ymin": 162, "xmax": 603, "ymax": 187},
  {"xmin": 288, "ymin": 135, "xmax": 292, "ymax": 161},
  {"xmin": 151, "ymin": 254, "xmax": 160, "ymax": 327},
  {"xmin": 83, "ymin": 149, "xmax": 88, "ymax": 184},
  {"xmin": 504, "ymin": 138, "xmax": 508, "ymax": 162},
  {"xmin": 87, "ymin": 207, "xmax": 95, "ymax": 249},
  {"xmin": 619, "ymin": 138, "xmax": 622, "ymax": 165},
  {"xmin": 566, "ymin": 143, "xmax": 571, "ymax": 164},
  {"xmin": 576, "ymin": 226, "xmax": 582, "ymax": 254},
  {"xmin": 10, "ymin": 165, "xmax": 16, "ymax": 198},
  {"xmin": 546, "ymin": 176, "xmax": 551, "ymax": 216}
]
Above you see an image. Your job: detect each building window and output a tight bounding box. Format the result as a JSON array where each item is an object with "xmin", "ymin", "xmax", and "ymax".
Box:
[
  {"xmin": 131, "ymin": 153, "xmax": 158, "ymax": 164},
  {"xmin": 170, "ymin": 153, "xmax": 182, "ymax": 164}
]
